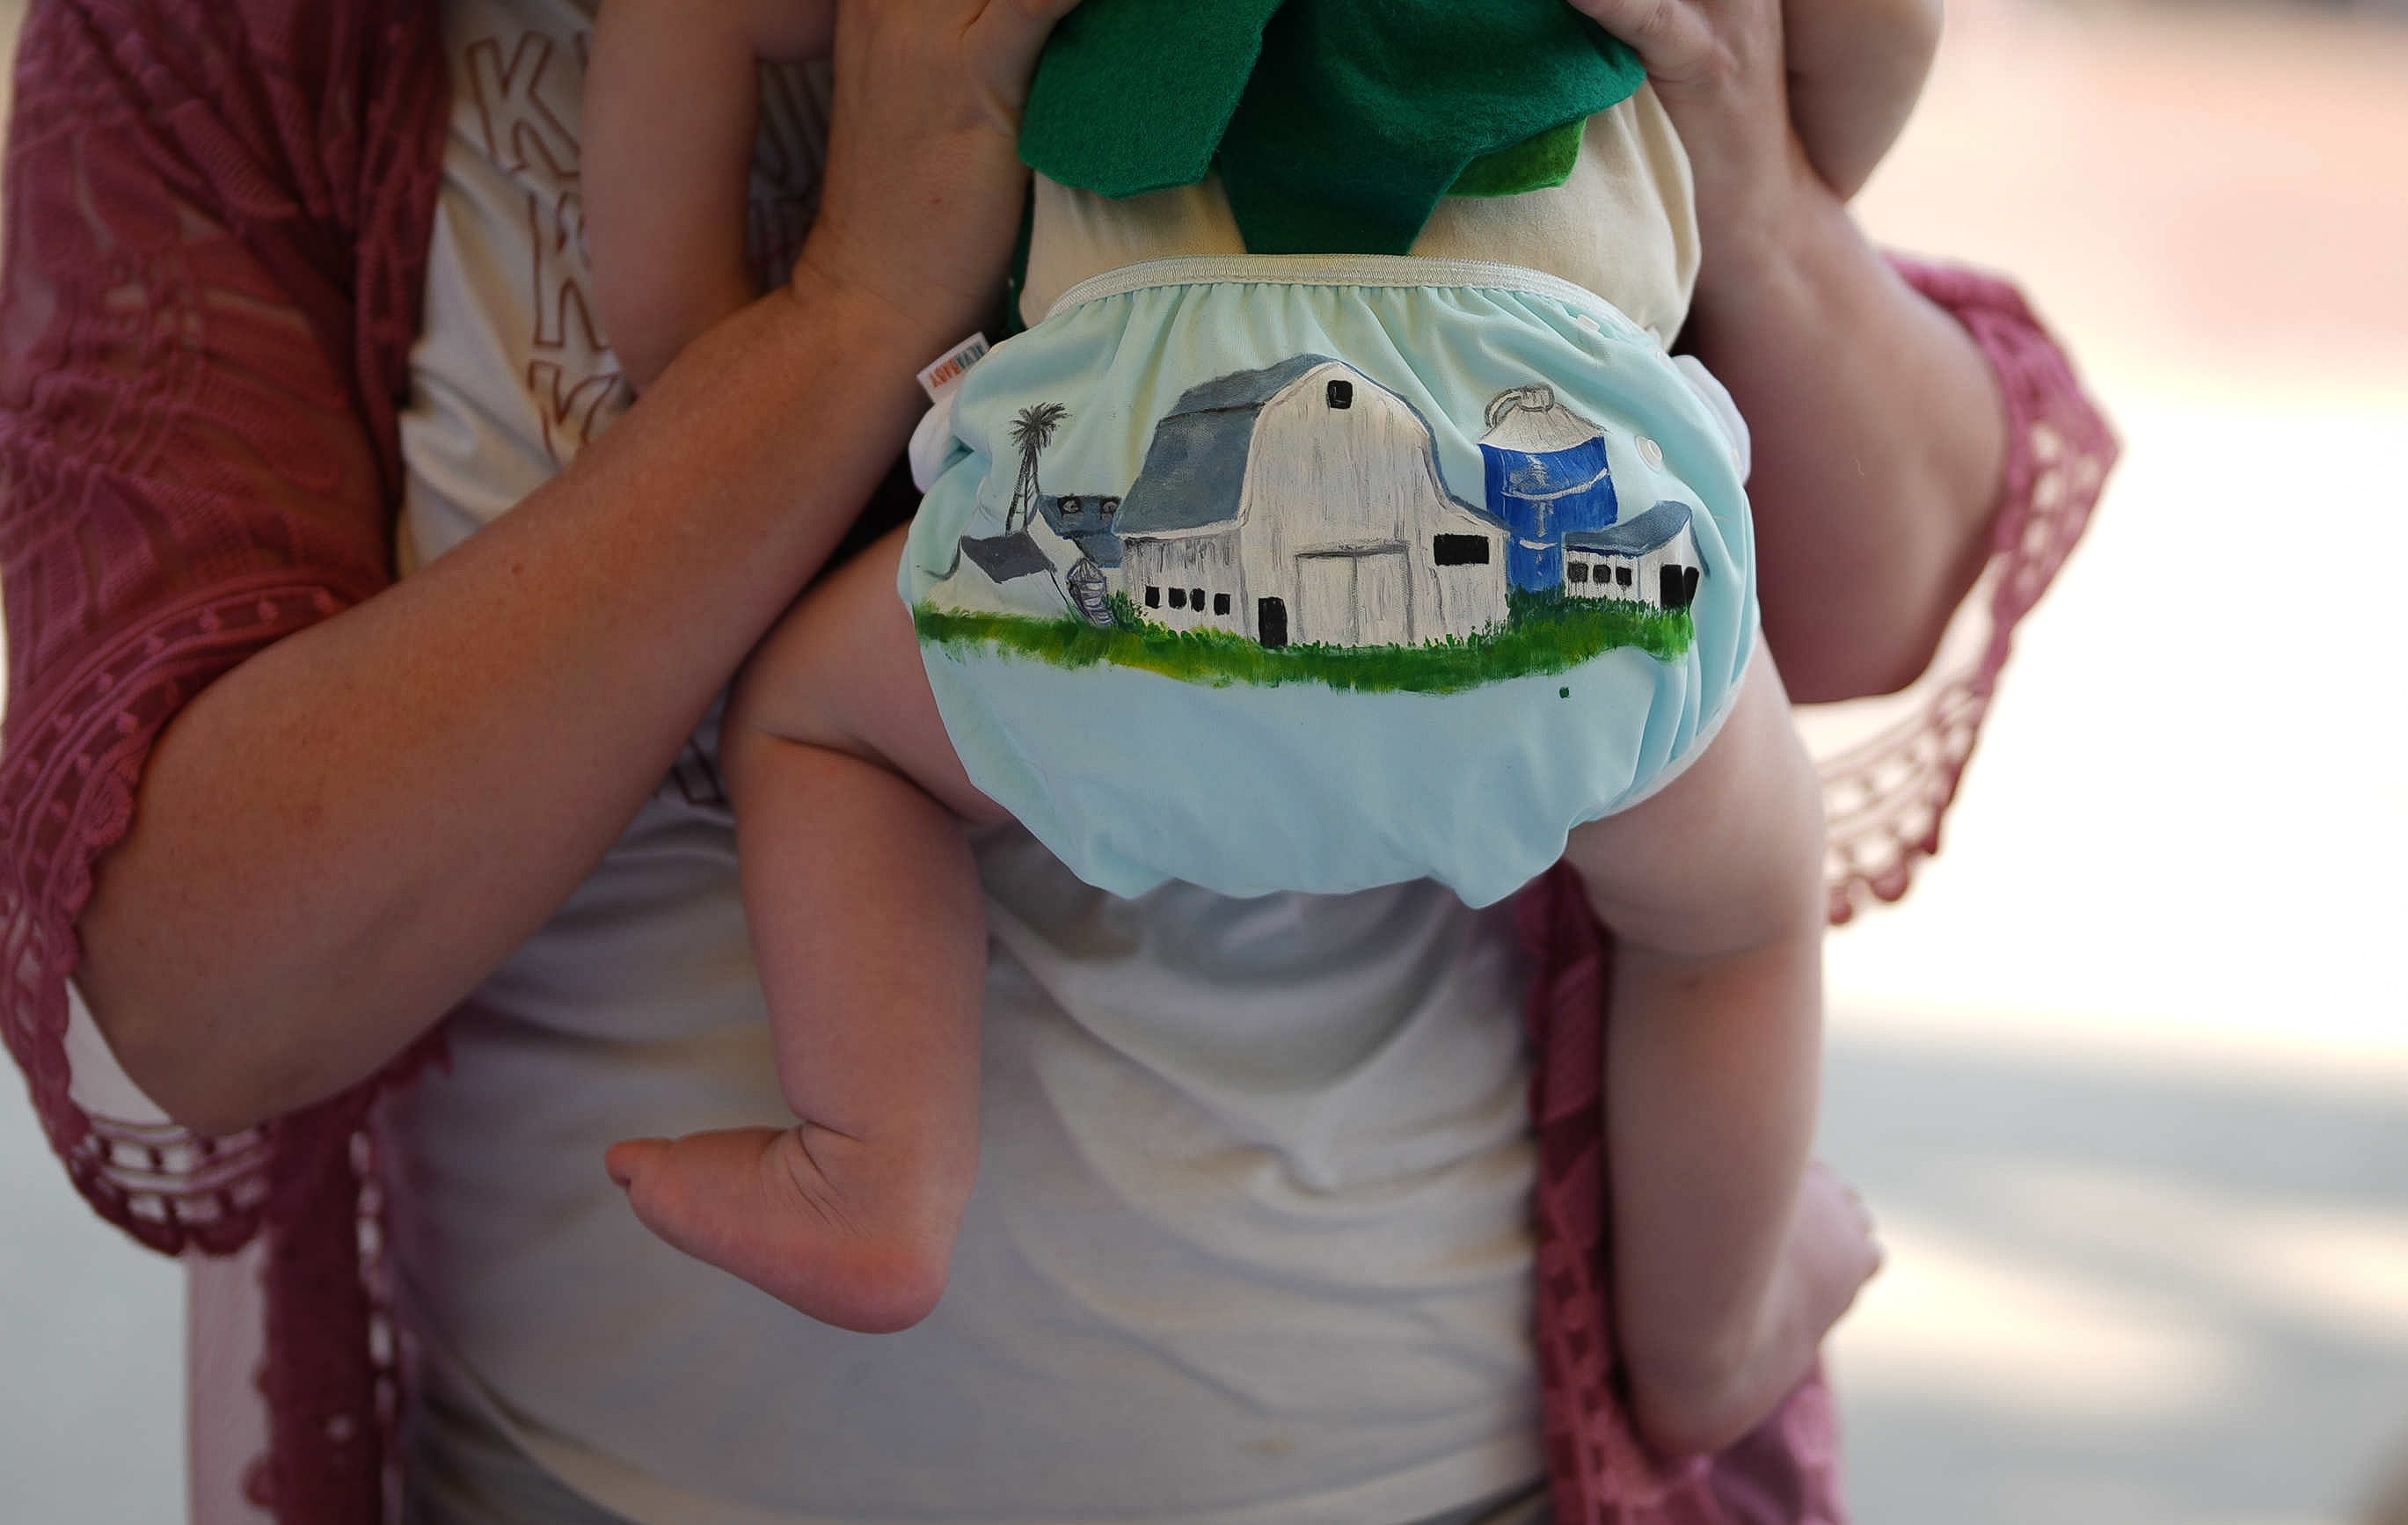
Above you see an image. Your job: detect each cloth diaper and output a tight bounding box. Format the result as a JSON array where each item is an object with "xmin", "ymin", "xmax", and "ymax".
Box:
[{"xmin": 903, "ymin": 255, "xmax": 1755, "ymax": 907}]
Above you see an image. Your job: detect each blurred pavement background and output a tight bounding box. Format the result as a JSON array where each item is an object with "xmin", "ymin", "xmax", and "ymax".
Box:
[
  {"xmin": 1827, "ymin": 2, "xmax": 2408, "ymax": 1521},
  {"xmin": 2, "ymin": 0, "xmax": 2403, "ymax": 1520}
]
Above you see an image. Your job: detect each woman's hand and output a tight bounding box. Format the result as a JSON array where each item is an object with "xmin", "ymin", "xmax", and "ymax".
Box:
[
  {"xmin": 1565, "ymin": 0, "xmax": 1814, "ymax": 291},
  {"xmin": 801, "ymin": 0, "xmax": 1085, "ymax": 359}
]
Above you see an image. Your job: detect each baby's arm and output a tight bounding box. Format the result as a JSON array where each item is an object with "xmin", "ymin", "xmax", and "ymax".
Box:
[
  {"xmin": 1782, "ymin": 0, "xmax": 1944, "ymax": 199},
  {"xmin": 586, "ymin": 0, "xmax": 837, "ymax": 390},
  {"xmin": 608, "ymin": 532, "xmax": 1008, "ymax": 1332},
  {"xmin": 1561, "ymin": 653, "xmax": 1879, "ymax": 1456}
]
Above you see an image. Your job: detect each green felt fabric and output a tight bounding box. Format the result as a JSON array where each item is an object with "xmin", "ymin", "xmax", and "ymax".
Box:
[
  {"xmin": 1019, "ymin": 0, "xmax": 1291, "ymax": 200},
  {"xmin": 1450, "ymin": 120, "xmax": 1587, "ymax": 199},
  {"xmin": 1021, "ymin": 0, "xmax": 1645, "ymax": 257}
]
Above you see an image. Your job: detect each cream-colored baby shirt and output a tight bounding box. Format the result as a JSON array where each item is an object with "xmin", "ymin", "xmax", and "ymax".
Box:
[{"xmin": 1021, "ymin": 87, "xmax": 1699, "ymax": 342}]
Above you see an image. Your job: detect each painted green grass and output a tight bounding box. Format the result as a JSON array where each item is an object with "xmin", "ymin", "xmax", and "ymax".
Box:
[{"xmin": 914, "ymin": 589, "xmax": 1692, "ymax": 696}]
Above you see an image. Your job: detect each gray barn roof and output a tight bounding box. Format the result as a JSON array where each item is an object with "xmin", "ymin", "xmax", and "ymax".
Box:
[
  {"xmin": 1113, "ymin": 356, "xmax": 1339, "ymax": 536},
  {"xmin": 960, "ymin": 531, "xmax": 1057, "ymax": 583},
  {"xmin": 1114, "ymin": 356, "xmax": 1506, "ymax": 539},
  {"xmin": 1173, "ymin": 354, "xmax": 1338, "ymax": 414},
  {"xmin": 1564, "ymin": 501, "xmax": 1700, "ymax": 560}
]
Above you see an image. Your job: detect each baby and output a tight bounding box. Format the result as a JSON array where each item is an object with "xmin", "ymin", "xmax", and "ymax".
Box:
[{"xmin": 591, "ymin": 0, "xmax": 1931, "ymax": 1454}]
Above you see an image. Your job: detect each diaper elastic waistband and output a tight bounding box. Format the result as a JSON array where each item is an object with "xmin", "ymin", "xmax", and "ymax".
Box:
[{"xmin": 1047, "ymin": 254, "xmax": 1638, "ymax": 332}]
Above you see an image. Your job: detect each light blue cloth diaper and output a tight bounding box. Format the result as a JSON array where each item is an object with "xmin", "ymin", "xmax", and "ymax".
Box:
[{"xmin": 902, "ymin": 255, "xmax": 1756, "ymax": 907}]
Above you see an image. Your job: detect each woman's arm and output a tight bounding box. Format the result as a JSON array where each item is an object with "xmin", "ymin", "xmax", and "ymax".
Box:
[
  {"xmin": 1687, "ymin": 191, "xmax": 2004, "ymax": 700},
  {"xmin": 72, "ymin": 0, "xmax": 1082, "ymax": 1138},
  {"xmin": 76, "ymin": 285, "xmax": 925, "ymax": 1136},
  {"xmin": 1571, "ymin": 0, "xmax": 2007, "ymax": 702}
]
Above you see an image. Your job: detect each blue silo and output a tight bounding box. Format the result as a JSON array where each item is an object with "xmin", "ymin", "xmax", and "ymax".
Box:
[{"xmin": 1479, "ymin": 385, "xmax": 1619, "ymax": 591}]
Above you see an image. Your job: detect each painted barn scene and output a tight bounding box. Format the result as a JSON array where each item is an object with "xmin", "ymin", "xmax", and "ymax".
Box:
[
  {"xmin": 1112, "ymin": 357, "xmax": 1509, "ymax": 650},
  {"xmin": 914, "ymin": 356, "xmax": 1714, "ymax": 695}
]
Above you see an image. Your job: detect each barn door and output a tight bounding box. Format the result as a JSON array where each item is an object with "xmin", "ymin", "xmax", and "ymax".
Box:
[
  {"xmin": 1296, "ymin": 547, "xmax": 1411, "ymax": 646},
  {"xmin": 1354, "ymin": 549, "xmax": 1410, "ymax": 645},
  {"xmin": 1296, "ymin": 555, "xmax": 1358, "ymax": 646},
  {"xmin": 1660, "ymin": 565, "xmax": 1700, "ymax": 610}
]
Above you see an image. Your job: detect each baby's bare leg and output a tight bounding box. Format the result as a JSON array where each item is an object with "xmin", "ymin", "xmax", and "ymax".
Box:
[
  {"xmin": 1562, "ymin": 653, "xmax": 1877, "ymax": 1456},
  {"xmin": 1782, "ymin": 0, "xmax": 1944, "ymax": 199},
  {"xmin": 1565, "ymin": 0, "xmax": 1937, "ymax": 202},
  {"xmin": 606, "ymin": 531, "xmax": 1004, "ymax": 1332},
  {"xmin": 587, "ymin": 0, "xmax": 838, "ymax": 390}
]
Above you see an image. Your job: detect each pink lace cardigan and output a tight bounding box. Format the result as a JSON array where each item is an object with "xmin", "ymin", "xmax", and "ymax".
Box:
[{"xmin": 0, "ymin": 3, "xmax": 2115, "ymax": 1521}]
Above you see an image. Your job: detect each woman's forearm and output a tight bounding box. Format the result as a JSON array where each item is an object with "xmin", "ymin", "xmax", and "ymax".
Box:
[
  {"xmin": 1684, "ymin": 181, "xmax": 2008, "ymax": 703},
  {"xmin": 70, "ymin": 0, "xmax": 1086, "ymax": 1139},
  {"xmin": 77, "ymin": 279, "xmax": 927, "ymax": 1135}
]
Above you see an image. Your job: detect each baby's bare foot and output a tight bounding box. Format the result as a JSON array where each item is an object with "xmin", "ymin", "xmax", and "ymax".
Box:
[
  {"xmin": 1790, "ymin": 1161, "xmax": 1884, "ymax": 1343},
  {"xmin": 1629, "ymin": 1162, "xmax": 1884, "ymax": 1457},
  {"xmin": 605, "ymin": 1126, "xmax": 959, "ymax": 1332}
]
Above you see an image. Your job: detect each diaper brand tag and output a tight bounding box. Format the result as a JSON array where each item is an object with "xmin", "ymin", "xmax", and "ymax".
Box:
[{"xmin": 917, "ymin": 334, "xmax": 992, "ymax": 405}]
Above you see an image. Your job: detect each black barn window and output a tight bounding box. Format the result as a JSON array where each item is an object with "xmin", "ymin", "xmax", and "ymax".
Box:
[
  {"xmin": 1214, "ymin": 593, "xmax": 1232, "ymax": 616},
  {"xmin": 1433, "ymin": 535, "xmax": 1491, "ymax": 567},
  {"xmin": 1567, "ymin": 563, "xmax": 1589, "ymax": 584},
  {"xmin": 1327, "ymin": 379, "xmax": 1354, "ymax": 410},
  {"xmin": 1145, "ymin": 585, "xmax": 1161, "ymax": 608}
]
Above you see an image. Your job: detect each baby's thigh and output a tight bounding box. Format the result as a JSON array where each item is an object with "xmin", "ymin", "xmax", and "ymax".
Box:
[
  {"xmin": 734, "ymin": 530, "xmax": 1003, "ymax": 827},
  {"xmin": 1565, "ymin": 652, "xmax": 1826, "ymax": 954}
]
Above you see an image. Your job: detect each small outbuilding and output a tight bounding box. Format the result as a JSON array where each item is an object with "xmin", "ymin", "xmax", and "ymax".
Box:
[
  {"xmin": 1479, "ymin": 384, "xmax": 1621, "ymax": 593},
  {"xmin": 1562, "ymin": 501, "xmax": 1707, "ymax": 610},
  {"xmin": 935, "ymin": 520, "xmax": 1083, "ymax": 619},
  {"xmin": 959, "ymin": 531, "xmax": 1058, "ymax": 586},
  {"xmin": 1113, "ymin": 356, "xmax": 1509, "ymax": 649}
]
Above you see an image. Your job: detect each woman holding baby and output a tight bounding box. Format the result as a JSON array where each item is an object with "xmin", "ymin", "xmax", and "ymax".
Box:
[{"xmin": 0, "ymin": 0, "xmax": 2109, "ymax": 1521}]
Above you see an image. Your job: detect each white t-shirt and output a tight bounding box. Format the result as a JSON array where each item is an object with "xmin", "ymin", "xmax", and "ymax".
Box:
[{"xmin": 383, "ymin": 3, "xmax": 1548, "ymax": 1522}]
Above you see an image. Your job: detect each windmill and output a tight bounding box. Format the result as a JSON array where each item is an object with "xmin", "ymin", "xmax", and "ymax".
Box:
[{"xmin": 1005, "ymin": 402, "xmax": 1070, "ymax": 534}]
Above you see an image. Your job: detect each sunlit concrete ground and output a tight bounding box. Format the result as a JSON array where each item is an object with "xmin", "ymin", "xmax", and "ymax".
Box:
[
  {"xmin": 1828, "ymin": 1, "xmax": 2408, "ymax": 1521},
  {"xmin": 3, "ymin": 0, "xmax": 2404, "ymax": 1521}
]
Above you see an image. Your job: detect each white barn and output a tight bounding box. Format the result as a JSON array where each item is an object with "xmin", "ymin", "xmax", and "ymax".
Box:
[
  {"xmin": 1113, "ymin": 357, "xmax": 1509, "ymax": 650},
  {"xmin": 1563, "ymin": 501, "xmax": 1707, "ymax": 610}
]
